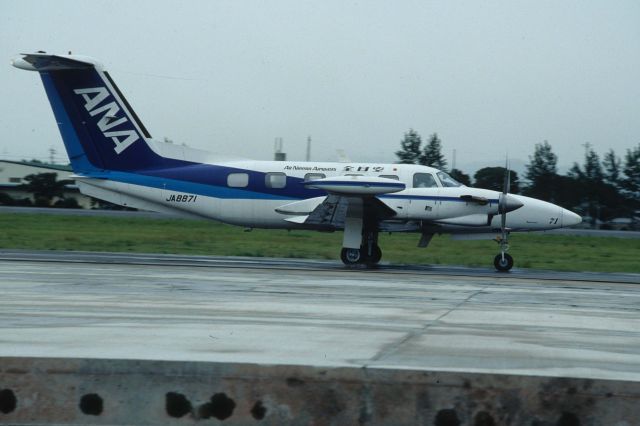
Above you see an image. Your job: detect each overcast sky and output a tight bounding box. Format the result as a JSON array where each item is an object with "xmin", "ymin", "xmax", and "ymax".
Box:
[{"xmin": 1, "ymin": 0, "xmax": 638, "ymax": 174}]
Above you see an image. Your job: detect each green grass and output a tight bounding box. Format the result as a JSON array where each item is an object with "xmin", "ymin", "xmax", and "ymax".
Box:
[{"xmin": 0, "ymin": 213, "xmax": 638, "ymax": 273}]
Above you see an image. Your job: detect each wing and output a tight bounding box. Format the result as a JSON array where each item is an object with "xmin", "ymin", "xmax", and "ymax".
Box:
[
  {"xmin": 275, "ymin": 175, "xmax": 403, "ymax": 229},
  {"xmin": 303, "ymin": 194, "xmax": 397, "ymax": 229}
]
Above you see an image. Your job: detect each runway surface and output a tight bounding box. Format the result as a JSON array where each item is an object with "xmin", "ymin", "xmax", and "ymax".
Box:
[{"xmin": 1, "ymin": 250, "xmax": 639, "ymax": 382}]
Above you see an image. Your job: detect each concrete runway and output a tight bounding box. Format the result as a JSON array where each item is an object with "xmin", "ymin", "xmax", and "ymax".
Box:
[{"xmin": 1, "ymin": 250, "xmax": 639, "ymax": 382}]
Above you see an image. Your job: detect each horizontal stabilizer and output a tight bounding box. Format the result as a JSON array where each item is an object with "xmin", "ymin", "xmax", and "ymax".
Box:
[
  {"xmin": 12, "ymin": 53, "xmax": 98, "ymax": 71},
  {"xmin": 304, "ymin": 176, "xmax": 405, "ymax": 196}
]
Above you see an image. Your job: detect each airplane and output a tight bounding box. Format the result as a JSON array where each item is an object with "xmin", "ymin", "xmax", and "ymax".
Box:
[{"xmin": 12, "ymin": 52, "xmax": 582, "ymax": 271}]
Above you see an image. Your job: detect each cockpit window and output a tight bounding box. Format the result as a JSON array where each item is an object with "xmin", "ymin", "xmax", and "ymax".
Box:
[
  {"xmin": 437, "ymin": 171, "xmax": 463, "ymax": 187},
  {"xmin": 413, "ymin": 173, "xmax": 438, "ymax": 188}
]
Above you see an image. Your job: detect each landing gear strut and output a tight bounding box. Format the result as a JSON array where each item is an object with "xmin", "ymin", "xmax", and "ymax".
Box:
[
  {"xmin": 364, "ymin": 244, "xmax": 382, "ymax": 264},
  {"xmin": 360, "ymin": 230, "xmax": 381, "ymax": 266},
  {"xmin": 494, "ymin": 163, "xmax": 516, "ymax": 272},
  {"xmin": 494, "ymin": 237, "xmax": 513, "ymax": 272}
]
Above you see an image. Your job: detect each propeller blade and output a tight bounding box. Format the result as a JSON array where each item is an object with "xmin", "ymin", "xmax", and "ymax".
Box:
[
  {"xmin": 503, "ymin": 157, "xmax": 511, "ymax": 194},
  {"xmin": 501, "ymin": 197, "xmax": 507, "ymax": 233},
  {"xmin": 500, "ymin": 157, "xmax": 510, "ymax": 242}
]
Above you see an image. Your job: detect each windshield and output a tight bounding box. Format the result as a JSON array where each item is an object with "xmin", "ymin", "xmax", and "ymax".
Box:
[
  {"xmin": 413, "ymin": 173, "xmax": 438, "ymax": 188},
  {"xmin": 437, "ymin": 171, "xmax": 463, "ymax": 187}
]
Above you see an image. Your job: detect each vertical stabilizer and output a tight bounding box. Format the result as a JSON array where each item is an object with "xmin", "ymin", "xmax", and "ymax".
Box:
[{"xmin": 13, "ymin": 53, "xmax": 165, "ymax": 173}]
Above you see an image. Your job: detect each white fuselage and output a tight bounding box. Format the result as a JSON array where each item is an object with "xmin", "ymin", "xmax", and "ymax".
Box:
[{"xmin": 73, "ymin": 158, "xmax": 579, "ymax": 234}]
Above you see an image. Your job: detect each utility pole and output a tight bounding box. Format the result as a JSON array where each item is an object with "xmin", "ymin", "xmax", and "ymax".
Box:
[
  {"xmin": 49, "ymin": 147, "xmax": 56, "ymax": 164},
  {"xmin": 451, "ymin": 148, "xmax": 456, "ymax": 170},
  {"xmin": 306, "ymin": 136, "xmax": 311, "ymax": 162},
  {"xmin": 274, "ymin": 137, "xmax": 286, "ymax": 161}
]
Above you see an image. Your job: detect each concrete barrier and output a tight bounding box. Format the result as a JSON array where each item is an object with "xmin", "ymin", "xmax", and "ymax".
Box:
[{"xmin": 1, "ymin": 357, "xmax": 639, "ymax": 425}]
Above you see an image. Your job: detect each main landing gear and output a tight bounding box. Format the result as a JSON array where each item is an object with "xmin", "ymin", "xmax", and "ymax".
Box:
[
  {"xmin": 340, "ymin": 230, "xmax": 382, "ymax": 266},
  {"xmin": 340, "ymin": 245, "xmax": 382, "ymax": 266}
]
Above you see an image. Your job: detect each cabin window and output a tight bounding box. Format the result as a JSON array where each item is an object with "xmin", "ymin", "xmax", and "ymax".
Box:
[
  {"xmin": 304, "ymin": 173, "xmax": 326, "ymax": 181},
  {"xmin": 437, "ymin": 171, "xmax": 463, "ymax": 187},
  {"xmin": 265, "ymin": 172, "xmax": 287, "ymax": 189},
  {"xmin": 413, "ymin": 173, "xmax": 437, "ymax": 188},
  {"xmin": 379, "ymin": 174, "xmax": 399, "ymax": 180},
  {"xmin": 9, "ymin": 177, "xmax": 22, "ymax": 183},
  {"xmin": 227, "ymin": 173, "xmax": 249, "ymax": 188}
]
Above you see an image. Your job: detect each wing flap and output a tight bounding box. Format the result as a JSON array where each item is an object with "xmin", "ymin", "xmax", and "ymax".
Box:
[
  {"xmin": 275, "ymin": 196, "xmax": 326, "ymax": 215},
  {"xmin": 303, "ymin": 195, "xmax": 397, "ymax": 228},
  {"xmin": 283, "ymin": 215, "xmax": 309, "ymax": 224}
]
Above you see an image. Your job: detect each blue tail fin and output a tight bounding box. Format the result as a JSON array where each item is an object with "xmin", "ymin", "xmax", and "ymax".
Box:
[{"xmin": 14, "ymin": 53, "xmax": 167, "ymax": 173}]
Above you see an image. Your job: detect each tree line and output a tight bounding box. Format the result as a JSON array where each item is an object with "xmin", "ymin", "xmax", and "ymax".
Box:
[{"xmin": 395, "ymin": 129, "xmax": 640, "ymax": 224}]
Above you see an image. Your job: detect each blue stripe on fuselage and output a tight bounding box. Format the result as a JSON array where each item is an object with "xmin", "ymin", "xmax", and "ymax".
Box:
[
  {"xmin": 86, "ymin": 169, "xmax": 500, "ymax": 204},
  {"xmin": 88, "ymin": 170, "xmax": 310, "ymax": 200}
]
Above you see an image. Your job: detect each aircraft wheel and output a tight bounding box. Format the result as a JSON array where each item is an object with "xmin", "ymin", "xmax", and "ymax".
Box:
[
  {"xmin": 368, "ymin": 245, "xmax": 382, "ymax": 264},
  {"xmin": 341, "ymin": 248, "xmax": 361, "ymax": 265},
  {"xmin": 494, "ymin": 253, "xmax": 514, "ymax": 272}
]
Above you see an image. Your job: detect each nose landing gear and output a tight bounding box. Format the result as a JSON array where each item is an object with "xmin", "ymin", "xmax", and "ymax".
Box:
[
  {"xmin": 494, "ymin": 162, "xmax": 517, "ymax": 272},
  {"xmin": 494, "ymin": 252, "xmax": 514, "ymax": 272},
  {"xmin": 494, "ymin": 237, "xmax": 513, "ymax": 272}
]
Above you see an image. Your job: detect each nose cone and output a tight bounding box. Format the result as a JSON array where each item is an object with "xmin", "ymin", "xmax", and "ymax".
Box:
[{"xmin": 562, "ymin": 209, "xmax": 582, "ymax": 227}]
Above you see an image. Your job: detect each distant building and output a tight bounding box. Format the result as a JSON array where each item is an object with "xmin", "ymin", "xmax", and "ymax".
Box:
[{"xmin": 0, "ymin": 159, "xmax": 92, "ymax": 208}]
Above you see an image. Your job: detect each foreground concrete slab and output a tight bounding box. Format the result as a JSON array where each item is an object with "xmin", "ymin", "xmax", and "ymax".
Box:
[
  {"xmin": 2, "ymin": 357, "xmax": 639, "ymax": 425},
  {"xmin": 0, "ymin": 252, "xmax": 639, "ymax": 424}
]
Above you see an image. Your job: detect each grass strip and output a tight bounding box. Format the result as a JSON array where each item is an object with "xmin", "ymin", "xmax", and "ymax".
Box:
[{"xmin": 0, "ymin": 213, "xmax": 638, "ymax": 273}]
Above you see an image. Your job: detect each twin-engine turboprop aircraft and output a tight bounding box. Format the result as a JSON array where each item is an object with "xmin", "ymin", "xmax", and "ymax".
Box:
[{"xmin": 12, "ymin": 52, "xmax": 582, "ymax": 271}]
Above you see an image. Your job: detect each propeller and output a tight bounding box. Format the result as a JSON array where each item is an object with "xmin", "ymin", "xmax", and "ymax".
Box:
[
  {"xmin": 493, "ymin": 157, "xmax": 524, "ymax": 271},
  {"xmin": 499, "ymin": 161, "xmax": 510, "ymax": 249}
]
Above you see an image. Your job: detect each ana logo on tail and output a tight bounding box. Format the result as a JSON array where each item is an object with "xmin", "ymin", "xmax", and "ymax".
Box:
[{"xmin": 74, "ymin": 87, "xmax": 139, "ymax": 154}]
